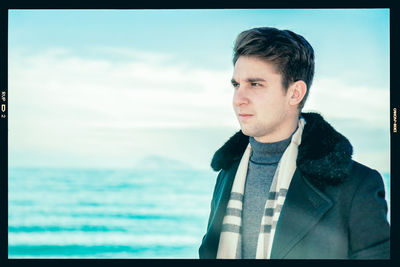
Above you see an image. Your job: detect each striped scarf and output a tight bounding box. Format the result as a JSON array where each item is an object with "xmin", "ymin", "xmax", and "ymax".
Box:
[{"xmin": 216, "ymin": 118, "xmax": 305, "ymax": 259}]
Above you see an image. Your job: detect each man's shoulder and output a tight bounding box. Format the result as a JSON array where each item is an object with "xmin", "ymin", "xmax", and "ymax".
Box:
[
  {"xmin": 321, "ymin": 159, "xmax": 385, "ymax": 196},
  {"xmin": 349, "ymin": 160, "xmax": 383, "ymax": 184}
]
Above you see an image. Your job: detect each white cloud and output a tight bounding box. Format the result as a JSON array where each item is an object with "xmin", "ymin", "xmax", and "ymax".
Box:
[
  {"xmin": 9, "ymin": 47, "xmax": 237, "ymax": 129},
  {"xmin": 91, "ymin": 46, "xmax": 175, "ymax": 63},
  {"xmin": 304, "ymin": 76, "xmax": 390, "ymax": 128},
  {"xmin": 8, "ymin": 47, "xmax": 389, "ymax": 172},
  {"xmin": 8, "ymin": 47, "xmax": 238, "ymax": 168}
]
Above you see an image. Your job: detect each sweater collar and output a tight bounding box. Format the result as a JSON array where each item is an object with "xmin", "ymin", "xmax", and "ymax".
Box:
[{"xmin": 249, "ymin": 135, "xmax": 291, "ymax": 164}]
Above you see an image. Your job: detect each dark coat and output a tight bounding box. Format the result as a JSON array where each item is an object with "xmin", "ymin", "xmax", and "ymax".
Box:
[{"xmin": 199, "ymin": 112, "xmax": 390, "ymax": 259}]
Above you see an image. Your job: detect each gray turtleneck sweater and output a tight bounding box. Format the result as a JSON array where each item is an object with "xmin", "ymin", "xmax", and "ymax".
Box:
[{"xmin": 241, "ymin": 135, "xmax": 292, "ymax": 259}]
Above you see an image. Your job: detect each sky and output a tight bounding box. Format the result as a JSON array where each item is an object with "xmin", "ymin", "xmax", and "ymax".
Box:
[{"xmin": 8, "ymin": 9, "xmax": 390, "ymax": 175}]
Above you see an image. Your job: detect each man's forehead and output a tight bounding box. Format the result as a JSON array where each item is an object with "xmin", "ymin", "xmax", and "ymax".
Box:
[{"xmin": 232, "ymin": 58, "xmax": 281, "ymax": 79}]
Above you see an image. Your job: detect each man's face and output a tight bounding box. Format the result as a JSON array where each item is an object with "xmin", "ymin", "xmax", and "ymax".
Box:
[{"xmin": 232, "ymin": 56, "xmax": 292, "ymax": 142}]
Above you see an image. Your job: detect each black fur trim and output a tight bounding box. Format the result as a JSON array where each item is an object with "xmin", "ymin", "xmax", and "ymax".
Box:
[
  {"xmin": 210, "ymin": 112, "xmax": 353, "ymax": 188},
  {"xmin": 297, "ymin": 113, "xmax": 353, "ymax": 188},
  {"xmin": 210, "ymin": 130, "xmax": 249, "ymax": 171}
]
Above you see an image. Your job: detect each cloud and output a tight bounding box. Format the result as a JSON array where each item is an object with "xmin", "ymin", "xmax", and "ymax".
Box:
[
  {"xmin": 304, "ymin": 76, "xmax": 389, "ymax": 128},
  {"xmin": 10, "ymin": 47, "xmax": 389, "ymax": 130},
  {"xmin": 8, "ymin": 47, "xmax": 238, "ymax": 168},
  {"xmin": 9, "ymin": 47, "xmax": 236, "ymax": 129},
  {"xmin": 8, "ymin": 47, "xmax": 389, "ymax": 173}
]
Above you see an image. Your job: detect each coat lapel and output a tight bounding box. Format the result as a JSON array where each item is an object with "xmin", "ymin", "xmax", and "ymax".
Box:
[
  {"xmin": 211, "ymin": 160, "xmax": 240, "ymax": 226},
  {"xmin": 270, "ymin": 169, "xmax": 333, "ymax": 259}
]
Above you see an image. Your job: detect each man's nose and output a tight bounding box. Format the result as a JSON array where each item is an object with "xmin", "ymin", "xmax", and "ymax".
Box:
[{"xmin": 233, "ymin": 86, "xmax": 249, "ymax": 106}]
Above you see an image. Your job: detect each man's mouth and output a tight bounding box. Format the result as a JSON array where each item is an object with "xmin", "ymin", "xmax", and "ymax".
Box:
[{"xmin": 239, "ymin": 113, "xmax": 253, "ymax": 119}]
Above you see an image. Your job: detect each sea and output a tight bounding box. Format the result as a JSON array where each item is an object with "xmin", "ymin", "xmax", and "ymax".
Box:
[{"xmin": 8, "ymin": 167, "xmax": 391, "ymax": 259}]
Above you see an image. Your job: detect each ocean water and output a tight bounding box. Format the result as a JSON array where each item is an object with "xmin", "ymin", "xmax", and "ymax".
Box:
[
  {"xmin": 8, "ymin": 167, "xmax": 216, "ymax": 258},
  {"xmin": 8, "ymin": 167, "xmax": 390, "ymax": 259}
]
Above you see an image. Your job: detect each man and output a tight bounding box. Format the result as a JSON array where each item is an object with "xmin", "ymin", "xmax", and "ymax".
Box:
[{"xmin": 199, "ymin": 27, "xmax": 390, "ymax": 259}]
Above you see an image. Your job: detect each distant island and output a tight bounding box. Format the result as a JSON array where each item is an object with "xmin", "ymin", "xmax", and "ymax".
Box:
[{"xmin": 133, "ymin": 155, "xmax": 193, "ymax": 170}]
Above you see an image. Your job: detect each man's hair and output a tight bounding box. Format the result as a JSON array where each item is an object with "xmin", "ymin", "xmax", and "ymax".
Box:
[{"xmin": 233, "ymin": 27, "xmax": 315, "ymax": 110}]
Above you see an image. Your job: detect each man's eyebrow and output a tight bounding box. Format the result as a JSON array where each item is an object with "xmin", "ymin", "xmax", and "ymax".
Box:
[
  {"xmin": 231, "ymin": 78, "xmax": 266, "ymax": 84},
  {"xmin": 246, "ymin": 78, "xmax": 266, "ymax": 83}
]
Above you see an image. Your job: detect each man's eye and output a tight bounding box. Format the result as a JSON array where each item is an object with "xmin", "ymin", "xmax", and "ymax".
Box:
[
  {"xmin": 232, "ymin": 83, "xmax": 239, "ymax": 88},
  {"xmin": 251, "ymin": 82, "xmax": 260, "ymax": 87}
]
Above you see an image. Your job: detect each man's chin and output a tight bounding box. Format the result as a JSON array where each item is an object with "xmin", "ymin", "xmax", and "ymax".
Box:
[{"xmin": 240, "ymin": 128, "xmax": 253, "ymax": 137}]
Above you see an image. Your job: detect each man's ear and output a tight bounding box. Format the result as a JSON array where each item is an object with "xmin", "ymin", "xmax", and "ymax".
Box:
[{"xmin": 288, "ymin": 80, "xmax": 307, "ymax": 107}]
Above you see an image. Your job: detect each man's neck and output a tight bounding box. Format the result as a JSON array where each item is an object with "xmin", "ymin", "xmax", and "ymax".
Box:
[{"xmin": 254, "ymin": 116, "xmax": 299, "ymax": 143}]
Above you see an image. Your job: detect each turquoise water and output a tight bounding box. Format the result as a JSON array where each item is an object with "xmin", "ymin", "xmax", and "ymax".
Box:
[
  {"xmin": 8, "ymin": 167, "xmax": 390, "ymax": 258},
  {"xmin": 8, "ymin": 167, "xmax": 216, "ymax": 258}
]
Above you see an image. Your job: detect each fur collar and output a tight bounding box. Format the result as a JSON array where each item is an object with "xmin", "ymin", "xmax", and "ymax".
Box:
[{"xmin": 210, "ymin": 112, "xmax": 353, "ymax": 189}]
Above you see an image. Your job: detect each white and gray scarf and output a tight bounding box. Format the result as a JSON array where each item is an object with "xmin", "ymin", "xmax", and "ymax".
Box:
[{"xmin": 216, "ymin": 118, "xmax": 305, "ymax": 259}]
